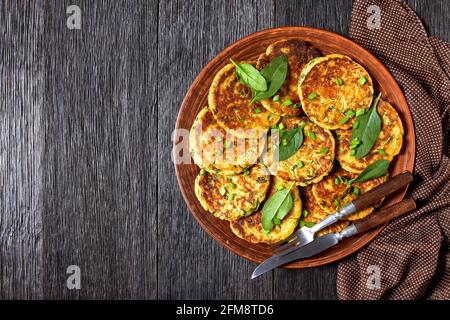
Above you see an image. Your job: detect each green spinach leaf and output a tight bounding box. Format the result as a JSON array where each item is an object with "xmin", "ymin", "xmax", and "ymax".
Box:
[
  {"xmin": 275, "ymin": 128, "xmax": 304, "ymax": 161},
  {"xmin": 261, "ymin": 183, "xmax": 295, "ymax": 231},
  {"xmin": 249, "ymin": 55, "xmax": 288, "ymax": 104},
  {"xmin": 275, "ymin": 192, "xmax": 293, "ymax": 221},
  {"xmin": 352, "ymin": 159, "xmax": 390, "ymax": 183},
  {"xmin": 351, "ymin": 93, "xmax": 382, "ymax": 159},
  {"xmin": 230, "ymin": 59, "xmax": 267, "ymax": 92}
]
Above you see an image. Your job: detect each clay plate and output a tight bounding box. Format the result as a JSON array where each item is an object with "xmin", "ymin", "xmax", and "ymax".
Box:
[{"xmin": 174, "ymin": 27, "xmax": 415, "ymax": 268}]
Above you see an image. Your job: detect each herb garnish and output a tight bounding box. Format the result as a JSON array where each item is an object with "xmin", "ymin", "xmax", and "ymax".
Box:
[
  {"xmin": 261, "ymin": 182, "xmax": 295, "ymax": 232},
  {"xmin": 351, "ymin": 159, "xmax": 390, "ymax": 183},
  {"xmin": 275, "ymin": 127, "xmax": 304, "ymax": 161},
  {"xmin": 249, "ymin": 55, "xmax": 288, "ymax": 105},
  {"xmin": 351, "ymin": 93, "xmax": 382, "ymax": 158},
  {"xmin": 338, "ymin": 159, "xmax": 390, "ymax": 188},
  {"xmin": 230, "ymin": 59, "xmax": 267, "ymax": 92}
]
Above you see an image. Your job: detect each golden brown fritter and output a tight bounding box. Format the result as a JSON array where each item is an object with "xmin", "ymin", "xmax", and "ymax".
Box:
[
  {"xmin": 195, "ymin": 163, "xmax": 270, "ymax": 221},
  {"xmin": 299, "ymin": 54, "xmax": 374, "ymax": 130},
  {"xmin": 230, "ymin": 177, "xmax": 301, "ymax": 244},
  {"xmin": 262, "ymin": 117, "xmax": 335, "ymax": 186},
  {"xmin": 189, "ymin": 106, "xmax": 265, "ymax": 175},
  {"xmin": 336, "ymin": 99, "xmax": 404, "ymax": 173},
  {"xmin": 256, "ymin": 39, "xmax": 321, "ymax": 116},
  {"xmin": 209, "ymin": 63, "xmax": 280, "ymax": 138}
]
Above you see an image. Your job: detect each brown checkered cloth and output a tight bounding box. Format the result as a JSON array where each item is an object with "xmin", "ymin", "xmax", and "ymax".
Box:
[{"xmin": 337, "ymin": 0, "xmax": 450, "ymax": 300}]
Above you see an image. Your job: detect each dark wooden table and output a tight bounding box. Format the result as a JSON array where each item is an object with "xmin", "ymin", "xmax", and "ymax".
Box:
[{"xmin": 1, "ymin": 0, "xmax": 448, "ymax": 300}]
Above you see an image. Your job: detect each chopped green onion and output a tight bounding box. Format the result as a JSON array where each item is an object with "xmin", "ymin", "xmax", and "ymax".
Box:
[
  {"xmin": 345, "ymin": 110, "xmax": 355, "ymax": 117},
  {"xmin": 282, "ymin": 99, "xmax": 293, "ymax": 106},
  {"xmin": 350, "ymin": 149, "xmax": 356, "ymax": 156},
  {"xmin": 333, "ymin": 199, "xmax": 340, "ymax": 207},
  {"xmin": 307, "ymin": 92, "xmax": 318, "ymax": 100},
  {"xmin": 302, "ymin": 210, "xmax": 309, "ymax": 218},
  {"xmin": 339, "ymin": 116, "xmax": 350, "ymax": 124},
  {"xmin": 219, "ymin": 186, "xmax": 226, "ymax": 196},
  {"xmin": 319, "ymin": 147, "xmax": 328, "ymax": 154},
  {"xmin": 272, "ymin": 95, "xmax": 280, "ymax": 102},
  {"xmin": 273, "ymin": 217, "xmax": 281, "ymax": 225},
  {"xmin": 227, "ymin": 193, "xmax": 235, "ymax": 201},
  {"xmin": 353, "ymin": 187, "xmax": 360, "ymax": 196},
  {"xmin": 358, "ymin": 76, "xmax": 367, "ymax": 85},
  {"xmin": 277, "ymin": 185, "xmax": 284, "ymax": 191},
  {"xmin": 296, "ymin": 160, "xmax": 304, "ymax": 168},
  {"xmin": 278, "ymin": 123, "xmax": 285, "ymax": 130},
  {"xmin": 299, "ymin": 220, "xmax": 306, "ymax": 228},
  {"xmin": 377, "ymin": 149, "xmax": 386, "ymax": 156},
  {"xmin": 336, "ymin": 78, "xmax": 343, "ymax": 85},
  {"xmin": 356, "ymin": 109, "xmax": 365, "ymax": 117},
  {"xmin": 307, "ymin": 131, "xmax": 316, "ymax": 140},
  {"xmin": 254, "ymin": 107, "xmax": 262, "ymax": 113},
  {"xmin": 335, "ymin": 178, "xmax": 340, "ymax": 185},
  {"xmin": 353, "ymin": 120, "xmax": 360, "ymax": 129},
  {"xmin": 282, "ymin": 138, "xmax": 288, "ymax": 146},
  {"xmin": 305, "ymin": 222, "xmax": 315, "ymax": 228},
  {"xmin": 228, "ymin": 183, "xmax": 236, "ymax": 189},
  {"xmin": 243, "ymin": 169, "xmax": 250, "ymax": 176}
]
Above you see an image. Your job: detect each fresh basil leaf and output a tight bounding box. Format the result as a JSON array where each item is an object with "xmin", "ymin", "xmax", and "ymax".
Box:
[
  {"xmin": 276, "ymin": 128, "xmax": 304, "ymax": 161},
  {"xmin": 261, "ymin": 183, "xmax": 295, "ymax": 231},
  {"xmin": 249, "ymin": 55, "xmax": 288, "ymax": 104},
  {"xmin": 275, "ymin": 192, "xmax": 293, "ymax": 221},
  {"xmin": 230, "ymin": 59, "xmax": 267, "ymax": 92},
  {"xmin": 352, "ymin": 159, "xmax": 390, "ymax": 183},
  {"xmin": 351, "ymin": 93, "xmax": 382, "ymax": 158}
]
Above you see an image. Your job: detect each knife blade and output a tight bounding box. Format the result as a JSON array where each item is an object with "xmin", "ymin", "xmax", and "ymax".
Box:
[
  {"xmin": 252, "ymin": 232, "xmax": 343, "ymax": 279},
  {"xmin": 252, "ymin": 197, "xmax": 417, "ymax": 279}
]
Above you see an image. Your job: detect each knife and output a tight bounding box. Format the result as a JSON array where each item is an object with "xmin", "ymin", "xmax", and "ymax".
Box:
[{"xmin": 252, "ymin": 197, "xmax": 416, "ymax": 279}]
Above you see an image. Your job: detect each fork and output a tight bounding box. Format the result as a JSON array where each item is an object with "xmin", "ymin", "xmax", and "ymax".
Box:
[{"xmin": 270, "ymin": 171, "xmax": 413, "ymax": 254}]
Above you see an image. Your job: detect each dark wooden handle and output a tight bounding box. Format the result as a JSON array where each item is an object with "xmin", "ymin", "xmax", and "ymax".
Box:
[
  {"xmin": 354, "ymin": 197, "xmax": 416, "ymax": 234},
  {"xmin": 352, "ymin": 171, "xmax": 413, "ymax": 212}
]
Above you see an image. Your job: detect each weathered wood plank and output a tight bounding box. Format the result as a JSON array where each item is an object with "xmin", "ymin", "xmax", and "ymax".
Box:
[
  {"xmin": 408, "ymin": 0, "xmax": 450, "ymax": 41},
  {"xmin": 0, "ymin": 0, "xmax": 44, "ymax": 300},
  {"xmin": 42, "ymin": 0, "xmax": 158, "ymax": 299},
  {"xmin": 157, "ymin": 0, "xmax": 274, "ymax": 299}
]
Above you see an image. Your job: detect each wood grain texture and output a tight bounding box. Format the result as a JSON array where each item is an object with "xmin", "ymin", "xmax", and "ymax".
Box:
[
  {"xmin": 0, "ymin": 0, "xmax": 44, "ymax": 299},
  {"xmin": 0, "ymin": 0, "xmax": 449, "ymax": 300},
  {"xmin": 42, "ymin": 0, "xmax": 158, "ymax": 299}
]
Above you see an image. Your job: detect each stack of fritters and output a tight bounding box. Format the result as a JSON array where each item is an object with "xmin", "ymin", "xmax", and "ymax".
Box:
[{"xmin": 189, "ymin": 39, "xmax": 404, "ymax": 244}]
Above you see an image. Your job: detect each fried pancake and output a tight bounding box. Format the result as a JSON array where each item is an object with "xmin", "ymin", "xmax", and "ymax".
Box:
[
  {"xmin": 195, "ymin": 163, "xmax": 270, "ymax": 221},
  {"xmin": 262, "ymin": 117, "xmax": 335, "ymax": 186},
  {"xmin": 336, "ymin": 99, "xmax": 404, "ymax": 173},
  {"xmin": 256, "ymin": 39, "xmax": 321, "ymax": 116},
  {"xmin": 312, "ymin": 167, "xmax": 387, "ymax": 221},
  {"xmin": 209, "ymin": 63, "xmax": 280, "ymax": 138},
  {"xmin": 230, "ymin": 177, "xmax": 301, "ymax": 244},
  {"xmin": 299, "ymin": 54, "xmax": 374, "ymax": 130},
  {"xmin": 300, "ymin": 185, "xmax": 350, "ymax": 237},
  {"xmin": 189, "ymin": 107, "xmax": 265, "ymax": 175}
]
